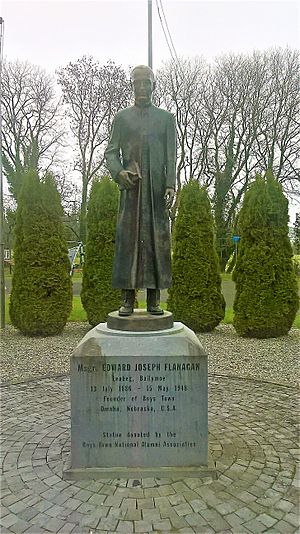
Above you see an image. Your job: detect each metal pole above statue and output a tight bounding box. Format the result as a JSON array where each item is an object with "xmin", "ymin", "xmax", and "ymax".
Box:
[{"xmin": 148, "ymin": 0, "xmax": 153, "ymax": 68}]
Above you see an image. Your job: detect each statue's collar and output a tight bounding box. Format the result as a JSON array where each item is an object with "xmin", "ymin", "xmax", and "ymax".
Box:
[{"xmin": 134, "ymin": 101, "xmax": 152, "ymax": 109}]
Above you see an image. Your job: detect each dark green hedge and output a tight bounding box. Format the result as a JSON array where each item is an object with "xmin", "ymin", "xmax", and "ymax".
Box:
[
  {"xmin": 10, "ymin": 171, "xmax": 72, "ymax": 336},
  {"xmin": 168, "ymin": 181, "xmax": 225, "ymax": 331},
  {"xmin": 81, "ymin": 177, "xmax": 122, "ymax": 325},
  {"xmin": 233, "ymin": 173, "xmax": 299, "ymax": 338}
]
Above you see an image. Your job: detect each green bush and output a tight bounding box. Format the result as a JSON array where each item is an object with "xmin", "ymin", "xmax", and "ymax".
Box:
[
  {"xmin": 292, "ymin": 255, "xmax": 300, "ymax": 276},
  {"xmin": 168, "ymin": 181, "xmax": 225, "ymax": 331},
  {"xmin": 233, "ymin": 173, "xmax": 299, "ymax": 338},
  {"xmin": 81, "ymin": 177, "xmax": 122, "ymax": 326},
  {"xmin": 10, "ymin": 171, "xmax": 72, "ymax": 335}
]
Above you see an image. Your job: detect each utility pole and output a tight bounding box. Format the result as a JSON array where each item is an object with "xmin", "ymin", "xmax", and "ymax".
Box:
[
  {"xmin": 148, "ymin": 0, "xmax": 153, "ymax": 68},
  {"xmin": 0, "ymin": 17, "xmax": 5, "ymax": 329}
]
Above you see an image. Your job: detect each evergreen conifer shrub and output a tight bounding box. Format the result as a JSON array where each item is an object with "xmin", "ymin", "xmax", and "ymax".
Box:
[
  {"xmin": 233, "ymin": 173, "xmax": 299, "ymax": 337},
  {"xmin": 10, "ymin": 171, "xmax": 72, "ymax": 335},
  {"xmin": 168, "ymin": 181, "xmax": 225, "ymax": 331},
  {"xmin": 81, "ymin": 177, "xmax": 122, "ymax": 325}
]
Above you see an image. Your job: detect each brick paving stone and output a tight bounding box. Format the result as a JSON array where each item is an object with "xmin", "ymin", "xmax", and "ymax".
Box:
[
  {"xmin": 99, "ymin": 484, "xmax": 116, "ymax": 495},
  {"xmin": 17, "ymin": 508, "xmax": 39, "ymax": 523},
  {"xmin": 134, "ymin": 519, "xmax": 153, "ymax": 532},
  {"xmin": 79, "ymin": 511, "xmax": 104, "ymax": 529},
  {"xmin": 189, "ymin": 499, "xmax": 207, "ymax": 513},
  {"xmin": 284, "ymin": 511, "xmax": 299, "ymax": 528},
  {"xmin": 120, "ymin": 498, "xmax": 136, "ymax": 510},
  {"xmin": 57, "ymin": 523, "xmax": 76, "ymax": 534},
  {"xmin": 0, "ymin": 513, "xmax": 20, "ymax": 528},
  {"xmin": 87, "ymin": 494, "xmax": 107, "ymax": 506},
  {"xmin": 0, "ymin": 506, "xmax": 9, "ymax": 520},
  {"xmin": 157, "ymin": 484, "xmax": 175, "ymax": 496},
  {"xmin": 116, "ymin": 520, "xmax": 134, "ymax": 532},
  {"xmin": 274, "ymin": 519, "xmax": 298, "ymax": 532},
  {"xmin": 107, "ymin": 506, "xmax": 127, "ymax": 520},
  {"xmin": 199, "ymin": 508, "xmax": 231, "ymax": 532},
  {"xmin": 235, "ymin": 506, "xmax": 257, "ymax": 522},
  {"xmin": 47, "ymin": 504, "xmax": 70, "ymax": 519},
  {"xmin": 184, "ymin": 513, "xmax": 206, "ymax": 527},
  {"xmin": 21, "ymin": 495, "xmax": 41, "ymax": 507},
  {"xmin": 141, "ymin": 478, "xmax": 157, "ymax": 488},
  {"xmin": 224, "ymin": 512, "xmax": 246, "ymax": 529},
  {"xmin": 44, "ymin": 517, "xmax": 66, "ymax": 532},
  {"xmin": 125, "ymin": 508, "xmax": 142, "ymax": 520},
  {"xmin": 0, "ymin": 526, "xmax": 12, "ymax": 534},
  {"xmin": 31, "ymin": 500, "xmax": 52, "ymax": 514},
  {"xmin": 153, "ymin": 518, "xmax": 172, "ymax": 530},
  {"xmin": 2, "ymin": 494, "xmax": 22, "ymax": 507},
  {"xmin": 256, "ymin": 513, "xmax": 278, "ymax": 528},
  {"xmin": 215, "ymin": 500, "xmax": 240, "ymax": 515},
  {"xmin": 174, "ymin": 502, "xmax": 193, "ymax": 516},
  {"xmin": 142, "ymin": 508, "xmax": 161, "ymax": 521},
  {"xmin": 128, "ymin": 488, "xmax": 144, "ymax": 498},
  {"xmin": 76, "ymin": 501, "xmax": 97, "ymax": 515},
  {"xmin": 8, "ymin": 501, "xmax": 29, "ymax": 515},
  {"xmin": 74, "ymin": 488, "xmax": 93, "ymax": 502},
  {"xmin": 137, "ymin": 497, "xmax": 154, "ymax": 509},
  {"xmin": 172, "ymin": 481, "xmax": 189, "ymax": 493},
  {"xmin": 168, "ymin": 512, "xmax": 191, "ymax": 530},
  {"xmin": 144, "ymin": 488, "xmax": 161, "ymax": 498},
  {"xmin": 238, "ymin": 490, "xmax": 258, "ymax": 504},
  {"xmin": 114, "ymin": 487, "xmax": 131, "ymax": 498},
  {"xmin": 103, "ymin": 495, "xmax": 123, "ymax": 507},
  {"xmin": 168, "ymin": 494, "xmax": 187, "ymax": 506},
  {"xmin": 243, "ymin": 518, "xmax": 268, "ymax": 533},
  {"xmin": 97, "ymin": 516, "xmax": 118, "ymax": 530},
  {"xmin": 8, "ymin": 520, "xmax": 31, "ymax": 534}
]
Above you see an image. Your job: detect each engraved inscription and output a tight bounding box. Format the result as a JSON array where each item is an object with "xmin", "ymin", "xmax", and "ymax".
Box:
[{"xmin": 76, "ymin": 357, "xmax": 203, "ymax": 451}]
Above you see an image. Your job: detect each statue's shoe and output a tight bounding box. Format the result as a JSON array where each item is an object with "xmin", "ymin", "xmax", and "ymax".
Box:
[
  {"xmin": 147, "ymin": 306, "xmax": 164, "ymax": 315},
  {"xmin": 119, "ymin": 305, "xmax": 133, "ymax": 316}
]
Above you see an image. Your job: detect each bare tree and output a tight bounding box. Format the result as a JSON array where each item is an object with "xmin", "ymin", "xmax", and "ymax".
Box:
[
  {"xmin": 2, "ymin": 60, "xmax": 65, "ymax": 200},
  {"xmin": 57, "ymin": 56, "xmax": 131, "ymax": 242},
  {"xmin": 155, "ymin": 57, "xmax": 211, "ymax": 190},
  {"xmin": 254, "ymin": 49, "xmax": 300, "ymax": 196},
  {"xmin": 157, "ymin": 49, "xmax": 299, "ymax": 267}
]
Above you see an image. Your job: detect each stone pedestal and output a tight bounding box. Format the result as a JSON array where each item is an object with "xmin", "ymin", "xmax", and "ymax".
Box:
[{"xmin": 64, "ymin": 311, "xmax": 213, "ymax": 479}]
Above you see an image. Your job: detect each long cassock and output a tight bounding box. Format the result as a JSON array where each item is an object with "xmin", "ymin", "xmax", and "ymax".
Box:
[{"xmin": 105, "ymin": 103, "xmax": 176, "ymax": 289}]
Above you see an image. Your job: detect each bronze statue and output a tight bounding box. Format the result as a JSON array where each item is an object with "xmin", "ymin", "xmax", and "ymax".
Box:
[{"xmin": 105, "ymin": 65, "xmax": 176, "ymax": 316}]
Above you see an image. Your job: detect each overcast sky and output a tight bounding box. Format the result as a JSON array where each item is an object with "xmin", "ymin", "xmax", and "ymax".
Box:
[
  {"xmin": 2, "ymin": 0, "xmax": 300, "ymax": 74},
  {"xmin": 2, "ymin": 0, "xmax": 299, "ymax": 219}
]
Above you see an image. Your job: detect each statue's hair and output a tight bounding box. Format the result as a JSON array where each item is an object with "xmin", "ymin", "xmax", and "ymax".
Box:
[{"xmin": 130, "ymin": 65, "xmax": 155, "ymax": 82}]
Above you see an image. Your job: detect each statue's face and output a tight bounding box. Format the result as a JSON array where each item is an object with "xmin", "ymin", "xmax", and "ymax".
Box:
[{"xmin": 132, "ymin": 71, "xmax": 154, "ymax": 106}]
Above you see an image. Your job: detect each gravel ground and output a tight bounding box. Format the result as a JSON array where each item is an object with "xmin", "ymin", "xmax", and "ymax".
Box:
[{"xmin": 0, "ymin": 322, "xmax": 299, "ymax": 387}]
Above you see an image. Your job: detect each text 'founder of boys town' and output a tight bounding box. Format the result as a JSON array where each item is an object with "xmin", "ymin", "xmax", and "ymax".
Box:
[{"xmin": 105, "ymin": 65, "xmax": 176, "ymax": 316}]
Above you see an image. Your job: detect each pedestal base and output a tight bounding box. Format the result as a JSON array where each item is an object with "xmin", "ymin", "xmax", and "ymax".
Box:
[
  {"xmin": 63, "ymin": 461, "xmax": 216, "ymax": 480},
  {"xmin": 64, "ymin": 314, "xmax": 209, "ymax": 478}
]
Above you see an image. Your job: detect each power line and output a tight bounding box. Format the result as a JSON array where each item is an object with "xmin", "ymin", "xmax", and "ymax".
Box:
[
  {"xmin": 155, "ymin": 0, "xmax": 177, "ymax": 65},
  {"xmin": 159, "ymin": 0, "xmax": 180, "ymax": 64},
  {"xmin": 155, "ymin": 0, "xmax": 184, "ymax": 77}
]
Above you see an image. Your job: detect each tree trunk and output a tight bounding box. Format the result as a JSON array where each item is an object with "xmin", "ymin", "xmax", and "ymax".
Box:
[{"xmin": 79, "ymin": 179, "xmax": 88, "ymax": 245}]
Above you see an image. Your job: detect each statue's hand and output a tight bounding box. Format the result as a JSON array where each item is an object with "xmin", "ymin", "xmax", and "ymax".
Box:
[
  {"xmin": 164, "ymin": 188, "xmax": 175, "ymax": 210},
  {"xmin": 118, "ymin": 170, "xmax": 134, "ymax": 190}
]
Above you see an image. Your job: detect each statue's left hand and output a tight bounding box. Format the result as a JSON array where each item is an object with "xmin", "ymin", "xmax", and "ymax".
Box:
[{"xmin": 164, "ymin": 188, "xmax": 175, "ymax": 210}]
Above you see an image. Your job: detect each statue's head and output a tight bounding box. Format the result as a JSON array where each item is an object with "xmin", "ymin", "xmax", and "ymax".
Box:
[{"xmin": 131, "ymin": 65, "xmax": 155, "ymax": 106}]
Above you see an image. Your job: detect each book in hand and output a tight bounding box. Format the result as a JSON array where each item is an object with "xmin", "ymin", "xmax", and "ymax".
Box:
[{"xmin": 119, "ymin": 161, "xmax": 142, "ymax": 190}]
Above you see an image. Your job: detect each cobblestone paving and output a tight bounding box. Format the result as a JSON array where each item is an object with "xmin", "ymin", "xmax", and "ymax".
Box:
[{"xmin": 1, "ymin": 376, "xmax": 299, "ymax": 533}]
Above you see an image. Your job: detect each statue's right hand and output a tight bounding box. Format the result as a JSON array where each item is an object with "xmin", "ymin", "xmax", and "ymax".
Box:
[{"xmin": 118, "ymin": 170, "xmax": 134, "ymax": 190}]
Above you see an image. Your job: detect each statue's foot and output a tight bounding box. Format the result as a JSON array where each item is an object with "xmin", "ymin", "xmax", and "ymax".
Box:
[
  {"xmin": 119, "ymin": 305, "xmax": 133, "ymax": 316},
  {"xmin": 147, "ymin": 306, "xmax": 164, "ymax": 315}
]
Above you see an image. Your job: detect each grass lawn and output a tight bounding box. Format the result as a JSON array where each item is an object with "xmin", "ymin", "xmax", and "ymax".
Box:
[{"xmin": 3, "ymin": 295, "xmax": 300, "ymax": 329}]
